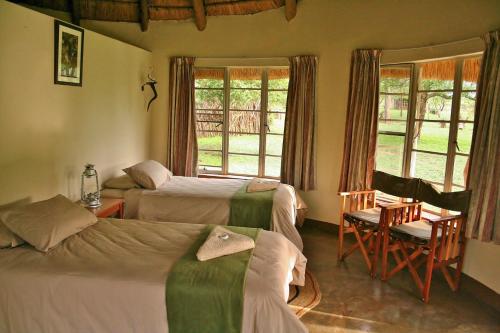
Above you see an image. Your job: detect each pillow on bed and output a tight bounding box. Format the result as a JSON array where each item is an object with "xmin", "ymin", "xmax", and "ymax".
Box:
[
  {"xmin": 123, "ymin": 160, "xmax": 172, "ymax": 190},
  {"xmin": 1, "ymin": 194, "xmax": 97, "ymax": 252},
  {"xmin": 0, "ymin": 223, "xmax": 24, "ymax": 248},
  {"xmin": 0, "ymin": 200, "xmax": 29, "ymax": 248},
  {"xmin": 103, "ymin": 174, "xmax": 140, "ymax": 190}
]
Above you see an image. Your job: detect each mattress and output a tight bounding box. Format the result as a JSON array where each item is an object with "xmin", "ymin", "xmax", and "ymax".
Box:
[
  {"xmin": 114, "ymin": 176, "xmax": 303, "ymax": 250},
  {"xmin": 0, "ymin": 218, "xmax": 307, "ymax": 333}
]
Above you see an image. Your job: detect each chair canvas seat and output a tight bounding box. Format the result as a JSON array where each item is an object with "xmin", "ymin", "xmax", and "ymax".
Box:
[
  {"xmin": 344, "ymin": 207, "xmax": 381, "ymax": 225},
  {"xmin": 390, "ymin": 220, "xmax": 442, "ymax": 240}
]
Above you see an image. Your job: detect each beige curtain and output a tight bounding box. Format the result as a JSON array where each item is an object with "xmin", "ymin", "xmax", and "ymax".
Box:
[
  {"xmin": 466, "ymin": 30, "xmax": 500, "ymax": 243},
  {"xmin": 338, "ymin": 49, "xmax": 381, "ymax": 192},
  {"xmin": 281, "ymin": 56, "xmax": 317, "ymax": 191},
  {"xmin": 167, "ymin": 57, "xmax": 198, "ymax": 177}
]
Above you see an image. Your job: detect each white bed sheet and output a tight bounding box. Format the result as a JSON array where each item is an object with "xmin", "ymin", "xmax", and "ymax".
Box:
[
  {"xmin": 0, "ymin": 218, "xmax": 307, "ymax": 333},
  {"xmin": 119, "ymin": 177, "xmax": 303, "ymax": 250}
]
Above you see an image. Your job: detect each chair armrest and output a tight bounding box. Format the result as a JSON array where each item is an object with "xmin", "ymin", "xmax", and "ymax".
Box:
[
  {"xmin": 381, "ymin": 201, "xmax": 422, "ymax": 210},
  {"xmin": 424, "ymin": 214, "xmax": 465, "ymax": 224}
]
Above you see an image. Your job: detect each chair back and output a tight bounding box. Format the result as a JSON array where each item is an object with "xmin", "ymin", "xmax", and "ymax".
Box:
[
  {"xmin": 416, "ymin": 181, "xmax": 472, "ymax": 214},
  {"xmin": 372, "ymin": 170, "xmax": 420, "ymax": 200}
]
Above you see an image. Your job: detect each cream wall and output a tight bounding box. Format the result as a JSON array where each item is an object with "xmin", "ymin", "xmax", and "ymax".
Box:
[
  {"xmin": 4, "ymin": 0, "xmax": 500, "ymax": 293},
  {"xmin": 0, "ymin": 1, "xmax": 152, "ymax": 205}
]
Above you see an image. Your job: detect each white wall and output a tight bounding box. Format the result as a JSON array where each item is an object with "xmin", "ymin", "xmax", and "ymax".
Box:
[{"xmin": 0, "ymin": 0, "xmax": 153, "ymax": 204}]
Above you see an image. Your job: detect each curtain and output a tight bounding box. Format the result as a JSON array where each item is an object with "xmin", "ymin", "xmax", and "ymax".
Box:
[
  {"xmin": 281, "ymin": 55, "xmax": 318, "ymax": 191},
  {"xmin": 466, "ymin": 30, "xmax": 500, "ymax": 243},
  {"xmin": 338, "ymin": 49, "xmax": 381, "ymax": 192},
  {"xmin": 167, "ymin": 57, "xmax": 198, "ymax": 177}
]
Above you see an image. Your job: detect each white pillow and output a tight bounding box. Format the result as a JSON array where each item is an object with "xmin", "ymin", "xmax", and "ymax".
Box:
[
  {"xmin": 123, "ymin": 160, "xmax": 172, "ymax": 190},
  {"xmin": 103, "ymin": 174, "xmax": 140, "ymax": 189},
  {"xmin": 2, "ymin": 195, "xmax": 97, "ymax": 252}
]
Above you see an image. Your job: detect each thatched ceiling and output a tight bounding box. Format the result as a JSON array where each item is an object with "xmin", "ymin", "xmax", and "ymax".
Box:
[
  {"xmin": 381, "ymin": 57, "xmax": 481, "ymax": 83},
  {"xmin": 10, "ymin": 0, "xmax": 298, "ymax": 31}
]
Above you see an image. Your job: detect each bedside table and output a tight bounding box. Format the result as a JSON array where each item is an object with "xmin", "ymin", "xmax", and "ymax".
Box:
[{"xmin": 82, "ymin": 198, "xmax": 124, "ymax": 219}]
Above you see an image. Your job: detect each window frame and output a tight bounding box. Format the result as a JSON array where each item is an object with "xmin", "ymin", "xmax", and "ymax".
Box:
[
  {"xmin": 195, "ymin": 66, "xmax": 289, "ymax": 179},
  {"xmin": 379, "ymin": 54, "xmax": 481, "ymax": 195}
]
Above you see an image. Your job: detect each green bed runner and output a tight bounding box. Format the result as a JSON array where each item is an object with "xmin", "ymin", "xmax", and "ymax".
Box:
[
  {"xmin": 229, "ymin": 181, "xmax": 275, "ymax": 230},
  {"xmin": 166, "ymin": 225, "xmax": 260, "ymax": 333}
]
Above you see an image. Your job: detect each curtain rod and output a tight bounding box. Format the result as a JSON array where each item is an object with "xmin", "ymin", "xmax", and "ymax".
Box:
[
  {"xmin": 196, "ymin": 57, "xmax": 289, "ymax": 61},
  {"xmin": 383, "ymin": 37, "xmax": 482, "ymax": 53}
]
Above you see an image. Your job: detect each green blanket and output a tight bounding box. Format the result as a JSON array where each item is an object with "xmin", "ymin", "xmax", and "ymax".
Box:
[
  {"xmin": 229, "ymin": 182, "xmax": 276, "ymax": 230},
  {"xmin": 166, "ymin": 225, "xmax": 260, "ymax": 333}
]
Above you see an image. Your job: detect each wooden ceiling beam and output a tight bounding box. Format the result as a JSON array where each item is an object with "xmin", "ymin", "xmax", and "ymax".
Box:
[
  {"xmin": 71, "ymin": 0, "xmax": 81, "ymax": 25},
  {"xmin": 192, "ymin": 0, "xmax": 207, "ymax": 31},
  {"xmin": 140, "ymin": 0, "xmax": 149, "ymax": 31},
  {"xmin": 284, "ymin": 0, "xmax": 296, "ymax": 21}
]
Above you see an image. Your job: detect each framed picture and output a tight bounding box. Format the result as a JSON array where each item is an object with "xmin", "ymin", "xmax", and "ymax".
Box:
[{"xmin": 54, "ymin": 20, "xmax": 84, "ymax": 86}]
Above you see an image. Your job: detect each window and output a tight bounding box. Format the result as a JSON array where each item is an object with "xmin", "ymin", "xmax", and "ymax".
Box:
[
  {"xmin": 377, "ymin": 56, "xmax": 481, "ymax": 197},
  {"xmin": 194, "ymin": 67, "xmax": 289, "ymax": 177}
]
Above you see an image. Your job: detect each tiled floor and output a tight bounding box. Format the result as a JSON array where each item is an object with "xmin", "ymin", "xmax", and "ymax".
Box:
[{"xmin": 298, "ymin": 222, "xmax": 500, "ymax": 333}]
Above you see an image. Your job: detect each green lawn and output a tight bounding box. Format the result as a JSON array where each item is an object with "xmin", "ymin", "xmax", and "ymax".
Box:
[
  {"xmin": 376, "ymin": 114, "xmax": 472, "ymax": 187},
  {"xmin": 198, "ymin": 134, "xmax": 283, "ymax": 176},
  {"xmin": 198, "ymin": 107, "xmax": 473, "ymax": 187}
]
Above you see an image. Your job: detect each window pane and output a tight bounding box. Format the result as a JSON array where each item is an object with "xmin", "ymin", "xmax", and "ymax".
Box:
[
  {"xmin": 265, "ymin": 156, "xmax": 282, "ymax": 177},
  {"xmin": 267, "ymin": 113, "xmax": 285, "ymax": 134},
  {"xmin": 228, "ymin": 134, "xmax": 260, "ymax": 155},
  {"xmin": 195, "ymin": 68, "xmax": 224, "ymax": 88},
  {"xmin": 195, "ymin": 89, "xmax": 223, "ymax": 109},
  {"xmin": 198, "ymin": 151, "xmax": 222, "ymax": 167},
  {"xmin": 462, "ymin": 57, "xmax": 481, "ymax": 90},
  {"xmin": 378, "ymin": 94, "xmax": 408, "ymax": 129},
  {"xmin": 230, "ymin": 68, "xmax": 262, "ymax": 88},
  {"xmin": 418, "ymin": 59, "xmax": 456, "ymax": 90},
  {"xmin": 460, "ymin": 91, "xmax": 476, "ymax": 122},
  {"xmin": 413, "ymin": 121, "xmax": 450, "ymax": 153},
  {"xmin": 229, "ymin": 111, "xmax": 260, "ymax": 133},
  {"xmin": 378, "ymin": 120, "xmax": 407, "ymax": 133},
  {"xmin": 266, "ymin": 134, "xmax": 283, "ymax": 156},
  {"xmin": 196, "ymin": 111, "xmax": 223, "ymax": 132},
  {"xmin": 230, "ymin": 89, "xmax": 261, "ymax": 110},
  {"xmin": 268, "ymin": 68, "xmax": 289, "ymax": 89},
  {"xmin": 456, "ymin": 122, "xmax": 473, "ymax": 154},
  {"xmin": 380, "ymin": 66, "xmax": 411, "ymax": 93},
  {"xmin": 415, "ymin": 92, "xmax": 453, "ymax": 121},
  {"xmin": 375, "ymin": 134, "xmax": 404, "ymax": 176},
  {"xmin": 196, "ymin": 122, "xmax": 223, "ymax": 133},
  {"xmin": 410, "ymin": 151, "xmax": 446, "ymax": 184},
  {"xmin": 197, "ymin": 134, "xmax": 222, "ymax": 151},
  {"xmin": 268, "ymin": 91, "xmax": 288, "ymax": 112},
  {"xmin": 453, "ymin": 155, "xmax": 469, "ymax": 187},
  {"xmin": 228, "ymin": 154, "xmax": 258, "ymax": 175}
]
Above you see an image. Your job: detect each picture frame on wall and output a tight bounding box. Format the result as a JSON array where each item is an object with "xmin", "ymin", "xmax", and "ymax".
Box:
[{"xmin": 54, "ymin": 20, "xmax": 84, "ymax": 86}]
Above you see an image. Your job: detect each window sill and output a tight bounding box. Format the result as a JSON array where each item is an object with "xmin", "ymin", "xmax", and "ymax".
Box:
[
  {"xmin": 198, "ymin": 174, "xmax": 253, "ymax": 180},
  {"xmin": 198, "ymin": 173, "xmax": 279, "ymax": 181}
]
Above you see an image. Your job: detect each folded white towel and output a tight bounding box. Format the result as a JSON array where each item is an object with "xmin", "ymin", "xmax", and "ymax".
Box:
[
  {"xmin": 196, "ymin": 226, "xmax": 255, "ymax": 261},
  {"xmin": 246, "ymin": 178, "xmax": 279, "ymax": 193}
]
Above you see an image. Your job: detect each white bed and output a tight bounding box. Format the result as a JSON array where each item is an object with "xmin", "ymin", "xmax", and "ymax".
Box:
[
  {"xmin": 103, "ymin": 176, "xmax": 304, "ymax": 250},
  {"xmin": 0, "ymin": 218, "xmax": 307, "ymax": 333}
]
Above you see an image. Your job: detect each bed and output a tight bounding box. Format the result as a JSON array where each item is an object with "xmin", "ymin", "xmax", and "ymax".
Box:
[
  {"xmin": 0, "ymin": 218, "xmax": 308, "ymax": 333},
  {"xmin": 103, "ymin": 176, "xmax": 304, "ymax": 250}
]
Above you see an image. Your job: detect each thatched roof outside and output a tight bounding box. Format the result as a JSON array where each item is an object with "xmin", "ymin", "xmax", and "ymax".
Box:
[
  {"xmin": 10, "ymin": 0, "xmax": 298, "ymax": 31},
  {"xmin": 195, "ymin": 67, "xmax": 289, "ymax": 80},
  {"xmin": 381, "ymin": 57, "xmax": 481, "ymax": 83}
]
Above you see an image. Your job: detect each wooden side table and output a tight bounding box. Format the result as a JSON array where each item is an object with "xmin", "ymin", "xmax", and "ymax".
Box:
[{"xmin": 81, "ymin": 198, "xmax": 124, "ymax": 219}]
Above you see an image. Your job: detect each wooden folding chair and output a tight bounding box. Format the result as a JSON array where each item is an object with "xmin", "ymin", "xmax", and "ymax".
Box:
[
  {"xmin": 338, "ymin": 171, "xmax": 420, "ymax": 275},
  {"xmin": 380, "ymin": 182, "xmax": 472, "ymax": 303}
]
